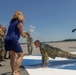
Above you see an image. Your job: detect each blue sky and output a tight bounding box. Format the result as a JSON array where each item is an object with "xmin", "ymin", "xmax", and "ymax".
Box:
[{"xmin": 0, "ymin": 0, "xmax": 76, "ymax": 42}]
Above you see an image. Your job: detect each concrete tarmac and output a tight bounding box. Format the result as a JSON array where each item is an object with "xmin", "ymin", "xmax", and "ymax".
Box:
[{"xmin": 0, "ymin": 42, "xmax": 76, "ymax": 75}]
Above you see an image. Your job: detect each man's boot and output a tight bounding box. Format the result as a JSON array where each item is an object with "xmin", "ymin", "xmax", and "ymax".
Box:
[
  {"xmin": 1, "ymin": 56, "xmax": 7, "ymax": 62},
  {"xmin": 0, "ymin": 64, "xmax": 2, "ymax": 67}
]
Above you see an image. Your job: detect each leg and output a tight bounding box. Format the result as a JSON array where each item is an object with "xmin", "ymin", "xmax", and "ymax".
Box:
[
  {"xmin": 4, "ymin": 50, "xmax": 7, "ymax": 59},
  {"xmin": 8, "ymin": 52, "xmax": 10, "ymax": 59},
  {"xmin": 30, "ymin": 44, "xmax": 33, "ymax": 54},
  {"xmin": 0, "ymin": 43, "xmax": 6, "ymax": 61},
  {"xmin": 45, "ymin": 52, "xmax": 49, "ymax": 66},
  {"xmin": 29, "ymin": 45, "xmax": 31, "ymax": 54},
  {"xmin": 1, "ymin": 50, "xmax": 7, "ymax": 61},
  {"xmin": 9, "ymin": 51, "xmax": 16, "ymax": 74},
  {"xmin": 27, "ymin": 44, "xmax": 30, "ymax": 54},
  {"xmin": 14, "ymin": 52, "xmax": 24, "ymax": 75},
  {"xmin": 0, "ymin": 50, "xmax": 6, "ymax": 61},
  {"xmin": 41, "ymin": 54, "xmax": 45, "ymax": 66}
]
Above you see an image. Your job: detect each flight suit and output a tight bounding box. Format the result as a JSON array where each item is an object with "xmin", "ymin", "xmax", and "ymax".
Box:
[
  {"xmin": 0, "ymin": 29, "xmax": 6, "ymax": 61},
  {"xmin": 39, "ymin": 43, "xmax": 76, "ymax": 66}
]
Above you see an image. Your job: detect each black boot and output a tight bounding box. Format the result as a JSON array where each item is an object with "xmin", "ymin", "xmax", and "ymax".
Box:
[
  {"xmin": 1, "ymin": 56, "xmax": 7, "ymax": 62},
  {"xmin": 0, "ymin": 64, "xmax": 2, "ymax": 67}
]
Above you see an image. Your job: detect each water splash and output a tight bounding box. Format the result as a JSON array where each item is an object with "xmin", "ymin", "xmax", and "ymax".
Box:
[
  {"xmin": 29, "ymin": 25, "xmax": 38, "ymax": 36},
  {"xmin": 30, "ymin": 25, "xmax": 35, "ymax": 32},
  {"xmin": 29, "ymin": 25, "xmax": 47, "ymax": 42}
]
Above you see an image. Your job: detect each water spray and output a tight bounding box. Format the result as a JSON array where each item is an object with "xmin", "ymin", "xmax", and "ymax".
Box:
[{"xmin": 29, "ymin": 25, "xmax": 47, "ymax": 43}]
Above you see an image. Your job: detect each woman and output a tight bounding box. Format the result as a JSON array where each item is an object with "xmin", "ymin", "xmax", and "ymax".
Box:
[{"xmin": 4, "ymin": 10, "xmax": 26, "ymax": 75}]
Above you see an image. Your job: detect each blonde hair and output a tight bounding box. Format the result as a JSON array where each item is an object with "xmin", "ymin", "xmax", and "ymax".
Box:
[{"xmin": 12, "ymin": 10, "xmax": 25, "ymax": 21}]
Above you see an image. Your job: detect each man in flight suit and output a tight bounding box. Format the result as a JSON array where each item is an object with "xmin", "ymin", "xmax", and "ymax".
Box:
[
  {"xmin": 25, "ymin": 32, "xmax": 33, "ymax": 54},
  {"xmin": 34, "ymin": 40, "xmax": 76, "ymax": 67}
]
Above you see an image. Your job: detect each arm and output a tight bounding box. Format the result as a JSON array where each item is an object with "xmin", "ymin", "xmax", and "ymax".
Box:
[
  {"xmin": 40, "ymin": 46, "xmax": 48, "ymax": 66},
  {"xmin": 44, "ymin": 52, "xmax": 49, "ymax": 66},
  {"xmin": 42, "ymin": 54, "xmax": 45, "ymax": 66},
  {"xmin": 42, "ymin": 44, "xmax": 49, "ymax": 65},
  {"xmin": 41, "ymin": 50, "xmax": 49, "ymax": 66},
  {"xmin": 17, "ymin": 22, "xmax": 26, "ymax": 38}
]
